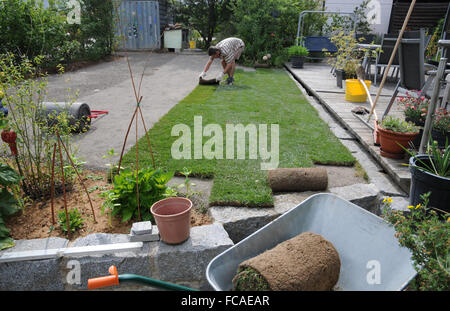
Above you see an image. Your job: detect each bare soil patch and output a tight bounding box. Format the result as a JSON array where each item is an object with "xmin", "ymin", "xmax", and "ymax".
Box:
[{"xmin": 5, "ymin": 170, "xmax": 213, "ymax": 241}]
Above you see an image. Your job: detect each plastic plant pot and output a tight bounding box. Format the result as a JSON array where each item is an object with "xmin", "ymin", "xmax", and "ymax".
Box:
[
  {"xmin": 378, "ymin": 126, "xmax": 419, "ymax": 159},
  {"xmin": 151, "ymin": 197, "xmax": 192, "ymax": 245},
  {"xmin": 291, "ymin": 56, "xmax": 305, "ymax": 69},
  {"xmin": 409, "ymin": 155, "xmax": 450, "ymax": 213}
]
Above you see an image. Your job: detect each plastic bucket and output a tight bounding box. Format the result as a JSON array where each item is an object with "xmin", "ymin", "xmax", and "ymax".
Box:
[
  {"xmin": 345, "ymin": 79, "xmax": 372, "ymax": 103},
  {"xmin": 151, "ymin": 197, "xmax": 192, "ymax": 245}
]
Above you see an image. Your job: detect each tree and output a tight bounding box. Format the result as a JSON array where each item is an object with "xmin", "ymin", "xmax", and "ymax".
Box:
[{"xmin": 170, "ymin": 0, "xmax": 233, "ymax": 48}]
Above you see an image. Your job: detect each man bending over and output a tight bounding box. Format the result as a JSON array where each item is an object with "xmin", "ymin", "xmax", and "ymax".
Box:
[{"xmin": 199, "ymin": 37, "xmax": 245, "ymax": 86}]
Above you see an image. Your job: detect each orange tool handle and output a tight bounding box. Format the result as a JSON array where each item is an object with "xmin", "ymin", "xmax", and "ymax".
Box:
[{"xmin": 88, "ymin": 266, "xmax": 119, "ymax": 289}]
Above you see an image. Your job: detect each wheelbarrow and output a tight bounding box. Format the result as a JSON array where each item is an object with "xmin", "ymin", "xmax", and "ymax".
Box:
[
  {"xmin": 206, "ymin": 193, "xmax": 417, "ymax": 291},
  {"xmin": 88, "ymin": 194, "xmax": 416, "ymax": 291}
]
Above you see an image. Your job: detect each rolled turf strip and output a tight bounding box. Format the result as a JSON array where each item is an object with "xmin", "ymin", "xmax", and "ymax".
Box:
[
  {"xmin": 199, "ymin": 77, "xmax": 220, "ymax": 85},
  {"xmin": 232, "ymin": 232, "xmax": 340, "ymax": 291},
  {"xmin": 267, "ymin": 168, "xmax": 328, "ymax": 192}
]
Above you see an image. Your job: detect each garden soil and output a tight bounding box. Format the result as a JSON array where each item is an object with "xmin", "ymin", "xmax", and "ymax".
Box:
[{"xmin": 5, "ymin": 170, "xmax": 213, "ymax": 241}]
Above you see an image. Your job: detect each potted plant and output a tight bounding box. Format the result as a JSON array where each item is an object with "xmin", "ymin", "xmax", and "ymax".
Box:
[
  {"xmin": 397, "ymin": 91, "xmax": 429, "ymax": 148},
  {"xmin": 151, "ymin": 197, "xmax": 192, "ymax": 245},
  {"xmin": 326, "ymin": 30, "xmax": 372, "ymax": 88},
  {"xmin": 431, "ymin": 108, "xmax": 449, "ymax": 149},
  {"xmin": 405, "ymin": 137, "xmax": 450, "ymax": 213},
  {"xmin": 383, "ymin": 193, "xmax": 449, "ymax": 290},
  {"xmin": 378, "ymin": 116, "xmax": 420, "ymax": 159},
  {"xmin": 288, "ymin": 45, "xmax": 309, "ymax": 69},
  {"xmin": 397, "ymin": 91, "xmax": 429, "ymax": 126}
]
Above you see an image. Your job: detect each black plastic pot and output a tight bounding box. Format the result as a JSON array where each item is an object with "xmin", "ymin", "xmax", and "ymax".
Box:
[
  {"xmin": 335, "ymin": 70, "xmax": 356, "ymax": 88},
  {"xmin": 405, "ymin": 117, "xmax": 424, "ymax": 127},
  {"xmin": 409, "ymin": 155, "xmax": 450, "ymax": 213},
  {"xmin": 431, "ymin": 129, "xmax": 450, "ymax": 149},
  {"xmin": 291, "ymin": 56, "xmax": 305, "ymax": 69}
]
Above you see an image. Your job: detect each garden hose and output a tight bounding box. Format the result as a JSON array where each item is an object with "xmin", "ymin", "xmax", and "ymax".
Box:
[{"xmin": 88, "ymin": 265, "xmax": 198, "ymax": 291}]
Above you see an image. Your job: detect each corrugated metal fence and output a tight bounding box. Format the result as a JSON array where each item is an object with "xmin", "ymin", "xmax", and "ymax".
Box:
[{"xmin": 117, "ymin": 1, "xmax": 161, "ymax": 50}]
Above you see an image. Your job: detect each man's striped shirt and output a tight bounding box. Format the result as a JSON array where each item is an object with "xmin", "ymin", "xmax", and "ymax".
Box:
[{"xmin": 214, "ymin": 37, "xmax": 245, "ymax": 64}]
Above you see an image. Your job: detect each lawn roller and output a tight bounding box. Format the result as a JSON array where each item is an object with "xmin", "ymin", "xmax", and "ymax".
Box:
[
  {"xmin": 88, "ymin": 265, "xmax": 198, "ymax": 291},
  {"xmin": 40, "ymin": 102, "xmax": 108, "ymax": 133}
]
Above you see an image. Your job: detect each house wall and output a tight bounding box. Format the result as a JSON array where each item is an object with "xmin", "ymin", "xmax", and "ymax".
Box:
[{"xmin": 324, "ymin": 0, "xmax": 393, "ymax": 34}]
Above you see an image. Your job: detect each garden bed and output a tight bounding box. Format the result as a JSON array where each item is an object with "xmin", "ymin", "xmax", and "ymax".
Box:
[{"xmin": 4, "ymin": 170, "xmax": 213, "ymax": 241}]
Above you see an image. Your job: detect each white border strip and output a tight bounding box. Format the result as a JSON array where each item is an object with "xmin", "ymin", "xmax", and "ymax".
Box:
[{"xmin": 0, "ymin": 242, "xmax": 143, "ymax": 263}]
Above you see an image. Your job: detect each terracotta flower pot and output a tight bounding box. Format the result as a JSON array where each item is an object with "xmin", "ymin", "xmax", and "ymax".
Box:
[
  {"xmin": 378, "ymin": 126, "xmax": 419, "ymax": 159},
  {"xmin": 151, "ymin": 197, "xmax": 192, "ymax": 245}
]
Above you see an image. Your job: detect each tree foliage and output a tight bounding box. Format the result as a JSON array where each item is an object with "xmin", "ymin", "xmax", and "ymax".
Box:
[
  {"xmin": 231, "ymin": 0, "xmax": 323, "ymax": 64},
  {"xmin": 170, "ymin": 0, "xmax": 234, "ymax": 48}
]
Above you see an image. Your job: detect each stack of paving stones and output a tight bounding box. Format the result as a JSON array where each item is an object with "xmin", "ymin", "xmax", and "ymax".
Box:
[{"xmin": 129, "ymin": 221, "xmax": 160, "ymax": 242}]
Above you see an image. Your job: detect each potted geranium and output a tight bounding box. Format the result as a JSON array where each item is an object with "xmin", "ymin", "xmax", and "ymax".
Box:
[
  {"xmin": 288, "ymin": 45, "xmax": 309, "ymax": 69},
  {"xmin": 378, "ymin": 116, "xmax": 420, "ymax": 159},
  {"xmin": 397, "ymin": 91, "xmax": 429, "ymax": 148},
  {"xmin": 397, "ymin": 91, "xmax": 429, "ymax": 126},
  {"xmin": 431, "ymin": 108, "xmax": 449, "ymax": 148}
]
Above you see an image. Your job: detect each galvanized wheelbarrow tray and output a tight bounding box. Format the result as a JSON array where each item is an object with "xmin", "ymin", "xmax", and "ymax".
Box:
[{"xmin": 206, "ymin": 193, "xmax": 417, "ymax": 291}]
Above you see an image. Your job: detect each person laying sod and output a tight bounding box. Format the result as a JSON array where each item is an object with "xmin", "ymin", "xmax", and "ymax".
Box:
[{"xmin": 199, "ymin": 37, "xmax": 245, "ymax": 86}]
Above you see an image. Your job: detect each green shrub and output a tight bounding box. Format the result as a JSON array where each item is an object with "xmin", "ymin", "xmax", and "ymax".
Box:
[
  {"xmin": 0, "ymin": 0, "xmax": 117, "ymax": 70},
  {"xmin": 100, "ymin": 168, "xmax": 174, "ymax": 223},
  {"xmin": 273, "ymin": 48, "xmax": 290, "ymax": 67},
  {"xmin": 383, "ymin": 193, "xmax": 450, "ymax": 291},
  {"xmin": 287, "ymin": 45, "xmax": 309, "ymax": 57},
  {"xmin": 0, "ymin": 53, "xmax": 77, "ymax": 200},
  {"xmin": 231, "ymin": 0, "xmax": 323, "ymax": 65},
  {"xmin": 66, "ymin": 0, "xmax": 117, "ymax": 61},
  {"xmin": 58, "ymin": 208, "xmax": 84, "ymax": 235},
  {"xmin": 0, "ymin": 0, "xmax": 69, "ymax": 68},
  {"xmin": 0, "ymin": 162, "xmax": 21, "ymax": 250}
]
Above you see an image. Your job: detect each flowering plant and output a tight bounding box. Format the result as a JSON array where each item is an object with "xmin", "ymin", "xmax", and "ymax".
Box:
[
  {"xmin": 397, "ymin": 91, "xmax": 429, "ymax": 125},
  {"xmin": 433, "ymin": 108, "xmax": 449, "ymax": 134},
  {"xmin": 383, "ymin": 193, "xmax": 450, "ymax": 291}
]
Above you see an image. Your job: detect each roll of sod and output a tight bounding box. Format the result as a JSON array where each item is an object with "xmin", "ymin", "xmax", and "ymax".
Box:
[
  {"xmin": 267, "ymin": 168, "xmax": 328, "ymax": 192},
  {"xmin": 199, "ymin": 77, "xmax": 220, "ymax": 85},
  {"xmin": 232, "ymin": 232, "xmax": 340, "ymax": 291}
]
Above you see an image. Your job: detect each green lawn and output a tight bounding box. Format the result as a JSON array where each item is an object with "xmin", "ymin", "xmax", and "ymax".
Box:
[{"xmin": 122, "ymin": 69, "xmax": 355, "ymax": 207}]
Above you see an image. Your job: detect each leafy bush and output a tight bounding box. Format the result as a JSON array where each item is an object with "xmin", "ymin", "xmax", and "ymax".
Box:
[
  {"xmin": 0, "ymin": 0, "xmax": 69, "ymax": 69},
  {"xmin": 65, "ymin": 0, "xmax": 117, "ymax": 61},
  {"xmin": 383, "ymin": 193, "xmax": 450, "ymax": 291},
  {"xmin": 0, "ymin": 162, "xmax": 21, "ymax": 250},
  {"xmin": 101, "ymin": 168, "xmax": 174, "ymax": 223},
  {"xmin": 325, "ymin": 30, "xmax": 372, "ymax": 76},
  {"xmin": 58, "ymin": 208, "xmax": 84, "ymax": 235},
  {"xmin": 380, "ymin": 116, "xmax": 419, "ymax": 134},
  {"xmin": 287, "ymin": 45, "xmax": 309, "ymax": 57},
  {"xmin": 0, "ymin": 53, "xmax": 78, "ymax": 199},
  {"xmin": 0, "ymin": 0, "xmax": 117, "ymax": 70},
  {"xmin": 231, "ymin": 0, "xmax": 323, "ymax": 65}
]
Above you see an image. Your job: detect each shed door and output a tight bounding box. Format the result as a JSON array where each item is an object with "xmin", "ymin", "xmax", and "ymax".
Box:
[{"xmin": 118, "ymin": 1, "xmax": 161, "ymax": 50}]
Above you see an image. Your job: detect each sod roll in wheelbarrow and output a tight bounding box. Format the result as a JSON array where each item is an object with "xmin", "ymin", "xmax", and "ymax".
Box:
[
  {"xmin": 232, "ymin": 232, "xmax": 340, "ymax": 291},
  {"xmin": 267, "ymin": 168, "xmax": 328, "ymax": 192}
]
